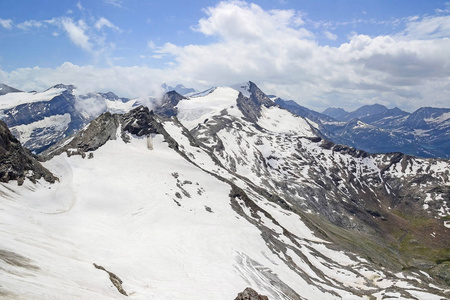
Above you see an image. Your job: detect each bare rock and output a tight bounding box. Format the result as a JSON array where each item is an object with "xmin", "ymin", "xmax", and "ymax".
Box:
[{"xmin": 234, "ymin": 287, "xmax": 269, "ymax": 300}]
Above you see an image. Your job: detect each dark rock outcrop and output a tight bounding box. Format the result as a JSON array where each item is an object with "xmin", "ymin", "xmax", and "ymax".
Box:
[
  {"xmin": 93, "ymin": 263, "xmax": 128, "ymax": 296},
  {"xmin": 234, "ymin": 287, "xmax": 269, "ymax": 300},
  {"xmin": 0, "ymin": 120, "xmax": 56, "ymax": 185}
]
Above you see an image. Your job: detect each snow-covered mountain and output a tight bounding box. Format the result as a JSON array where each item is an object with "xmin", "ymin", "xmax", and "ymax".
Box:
[
  {"xmin": 1, "ymin": 81, "xmax": 448, "ymax": 299},
  {"xmin": 0, "ymin": 84, "xmax": 139, "ymax": 153},
  {"xmin": 280, "ymin": 101, "xmax": 450, "ymax": 158}
]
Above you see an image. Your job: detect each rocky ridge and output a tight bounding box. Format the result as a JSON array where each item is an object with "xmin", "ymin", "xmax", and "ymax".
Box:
[{"xmin": 0, "ymin": 120, "xmax": 56, "ymax": 185}]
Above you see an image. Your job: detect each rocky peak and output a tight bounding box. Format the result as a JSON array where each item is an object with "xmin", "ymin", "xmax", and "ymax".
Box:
[
  {"xmin": 47, "ymin": 83, "xmax": 76, "ymax": 91},
  {"xmin": 236, "ymin": 81, "xmax": 275, "ymax": 123},
  {"xmin": 154, "ymin": 90, "xmax": 187, "ymax": 117},
  {"xmin": 0, "ymin": 120, "xmax": 56, "ymax": 185},
  {"xmin": 98, "ymin": 91, "xmax": 120, "ymax": 101},
  {"xmin": 121, "ymin": 106, "xmax": 161, "ymax": 136}
]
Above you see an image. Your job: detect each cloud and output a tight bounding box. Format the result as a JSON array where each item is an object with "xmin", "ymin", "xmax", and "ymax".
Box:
[
  {"xmin": 60, "ymin": 18, "xmax": 92, "ymax": 51},
  {"xmin": 193, "ymin": 1, "xmax": 311, "ymax": 42},
  {"xmin": 95, "ymin": 17, "xmax": 120, "ymax": 31},
  {"xmin": 0, "ymin": 18, "xmax": 13, "ymax": 29},
  {"xmin": 17, "ymin": 20, "xmax": 43, "ymax": 30},
  {"xmin": 324, "ymin": 30, "xmax": 337, "ymax": 40},
  {"xmin": 103, "ymin": 0, "xmax": 123, "ymax": 8},
  {"xmin": 155, "ymin": 1, "xmax": 450, "ymax": 111},
  {"xmin": 0, "ymin": 62, "xmax": 167, "ymax": 99},
  {"xmin": 147, "ymin": 40, "xmax": 156, "ymax": 50},
  {"xmin": 401, "ymin": 15, "xmax": 450, "ymax": 39}
]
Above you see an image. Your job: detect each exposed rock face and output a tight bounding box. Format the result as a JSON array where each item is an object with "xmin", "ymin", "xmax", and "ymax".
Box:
[
  {"xmin": 237, "ymin": 81, "xmax": 274, "ymax": 123},
  {"xmin": 0, "ymin": 120, "xmax": 56, "ymax": 185},
  {"xmin": 234, "ymin": 287, "xmax": 269, "ymax": 300},
  {"xmin": 154, "ymin": 90, "xmax": 187, "ymax": 117}
]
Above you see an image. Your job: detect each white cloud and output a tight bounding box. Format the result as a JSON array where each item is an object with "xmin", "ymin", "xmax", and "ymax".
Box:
[
  {"xmin": 76, "ymin": 1, "xmax": 84, "ymax": 11},
  {"xmin": 147, "ymin": 40, "xmax": 156, "ymax": 50},
  {"xmin": 194, "ymin": 1, "xmax": 312, "ymax": 41},
  {"xmin": 95, "ymin": 17, "xmax": 120, "ymax": 31},
  {"xmin": 103, "ymin": 0, "xmax": 123, "ymax": 8},
  {"xmin": 1, "ymin": 1, "xmax": 450, "ymax": 112},
  {"xmin": 402, "ymin": 15, "xmax": 450, "ymax": 39},
  {"xmin": 155, "ymin": 1, "xmax": 450, "ymax": 111},
  {"xmin": 0, "ymin": 62, "xmax": 167, "ymax": 99},
  {"xmin": 60, "ymin": 18, "xmax": 92, "ymax": 51},
  {"xmin": 0, "ymin": 18, "xmax": 13, "ymax": 29},
  {"xmin": 324, "ymin": 30, "xmax": 337, "ymax": 41},
  {"xmin": 17, "ymin": 20, "xmax": 43, "ymax": 30}
]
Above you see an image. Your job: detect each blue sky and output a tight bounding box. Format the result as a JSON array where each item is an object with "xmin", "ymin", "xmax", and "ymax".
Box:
[{"xmin": 1, "ymin": 0, "xmax": 449, "ymax": 111}]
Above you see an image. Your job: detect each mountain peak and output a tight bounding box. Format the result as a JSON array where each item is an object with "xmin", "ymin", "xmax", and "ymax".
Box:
[
  {"xmin": 234, "ymin": 81, "xmax": 274, "ymax": 123},
  {"xmin": 322, "ymin": 107, "xmax": 349, "ymax": 121},
  {"xmin": 154, "ymin": 90, "xmax": 187, "ymax": 117},
  {"xmin": 0, "ymin": 83, "xmax": 22, "ymax": 95},
  {"xmin": 46, "ymin": 83, "xmax": 76, "ymax": 92}
]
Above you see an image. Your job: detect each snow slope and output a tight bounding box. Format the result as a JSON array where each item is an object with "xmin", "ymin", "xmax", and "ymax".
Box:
[
  {"xmin": 0, "ymin": 88, "xmax": 66, "ymax": 110},
  {"xmin": 177, "ymin": 86, "xmax": 243, "ymax": 129}
]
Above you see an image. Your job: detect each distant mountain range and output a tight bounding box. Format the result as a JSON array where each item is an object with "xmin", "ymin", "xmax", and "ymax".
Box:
[{"xmin": 275, "ymin": 99, "xmax": 450, "ymax": 159}]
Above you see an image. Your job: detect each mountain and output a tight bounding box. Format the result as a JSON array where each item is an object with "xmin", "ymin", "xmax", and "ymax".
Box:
[
  {"xmin": 0, "ymin": 83, "xmax": 22, "ymax": 95},
  {"xmin": 322, "ymin": 107, "xmax": 349, "ymax": 121},
  {"xmin": 162, "ymin": 83, "xmax": 196, "ymax": 95},
  {"xmin": 0, "ymin": 84, "xmax": 137, "ymax": 153},
  {"xmin": 341, "ymin": 104, "xmax": 390, "ymax": 122},
  {"xmin": 296, "ymin": 103, "xmax": 450, "ymax": 158},
  {"xmin": 154, "ymin": 90, "xmax": 187, "ymax": 117},
  {"xmin": 1, "ymin": 82, "xmax": 448, "ymax": 299}
]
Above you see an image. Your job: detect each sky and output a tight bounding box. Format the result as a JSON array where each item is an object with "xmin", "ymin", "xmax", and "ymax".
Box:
[{"xmin": 0, "ymin": 0, "xmax": 449, "ymax": 112}]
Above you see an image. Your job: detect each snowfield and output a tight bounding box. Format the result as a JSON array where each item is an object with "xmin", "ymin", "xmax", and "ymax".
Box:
[{"xmin": 0, "ymin": 88, "xmax": 66, "ymax": 110}]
